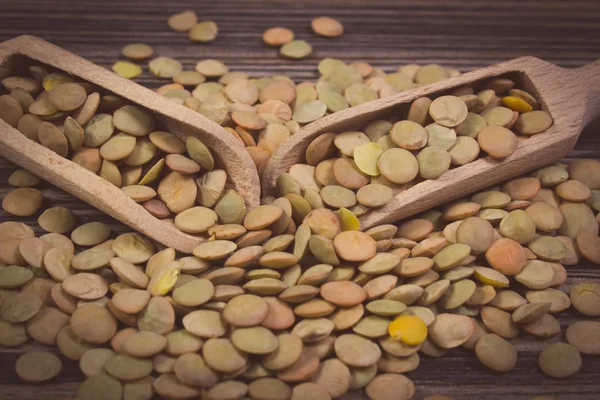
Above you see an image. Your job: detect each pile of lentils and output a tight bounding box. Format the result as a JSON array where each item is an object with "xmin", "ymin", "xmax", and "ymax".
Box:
[{"xmin": 0, "ymin": 10, "xmax": 599, "ymax": 400}]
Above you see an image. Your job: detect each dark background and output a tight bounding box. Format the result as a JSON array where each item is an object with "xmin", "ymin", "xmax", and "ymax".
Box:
[{"xmin": 1, "ymin": 0, "xmax": 600, "ymax": 398}]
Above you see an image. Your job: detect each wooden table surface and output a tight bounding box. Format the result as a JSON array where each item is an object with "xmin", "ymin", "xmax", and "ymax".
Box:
[{"xmin": 1, "ymin": 0, "xmax": 600, "ymax": 399}]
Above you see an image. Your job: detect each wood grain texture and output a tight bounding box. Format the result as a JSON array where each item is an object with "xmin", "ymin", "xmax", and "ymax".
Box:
[{"xmin": 1, "ymin": 0, "xmax": 600, "ymax": 399}]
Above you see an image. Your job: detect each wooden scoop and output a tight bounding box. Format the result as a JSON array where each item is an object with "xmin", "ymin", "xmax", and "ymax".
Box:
[
  {"xmin": 0, "ymin": 35, "xmax": 260, "ymax": 253},
  {"xmin": 262, "ymin": 57, "xmax": 600, "ymax": 230}
]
